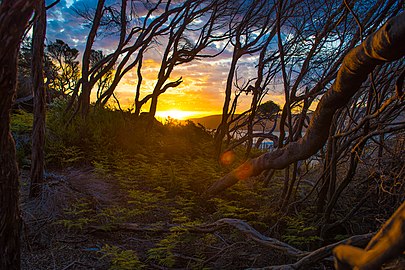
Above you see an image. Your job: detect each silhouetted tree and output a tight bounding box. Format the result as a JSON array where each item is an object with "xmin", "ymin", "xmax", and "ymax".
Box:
[
  {"xmin": 208, "ymin": 12, "xmax": 405, "ymax": 267},
  {"xmin": 30, "ymin": 0, "xmax": 47, "ymax": 198},
  {"xmin": 79, "ymin": 0, "xmax": 106, "ymax": 116},
  {"xmin": 0, "ymin": 2, "xmax": 37, "ymax": 268},
  {"xmin": 207, "ymin": 12, "xmax": 405, "ymax": 197},
  {"xmin": 47, "ymin": 39, "xmax": 80, "ymax": 97},
  {"xmin": 215, "ymin": 0, "xmax": 279, "ymax": 158},
  {"xmin": 90, "ymin": 50, "xmax": 114, "ymax": 100}
]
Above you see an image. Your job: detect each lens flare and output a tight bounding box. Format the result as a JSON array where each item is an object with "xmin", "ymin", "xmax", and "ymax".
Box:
[
  {"xmin": 234, "ymin": 162, "xmax": 253, "ymax": 180},
  {"xmin": 220, "ymin": 150, "xmax": 235, "ymax": 166}
]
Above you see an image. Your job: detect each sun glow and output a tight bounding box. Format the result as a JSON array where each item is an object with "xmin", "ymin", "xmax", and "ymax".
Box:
[
  {"xmin": 156, "ymin": 109, "xmax": 212, "ymax": 120},
  {"xmin": 155, "ymin": 110, "xmax": 199, "ymax": 120}
]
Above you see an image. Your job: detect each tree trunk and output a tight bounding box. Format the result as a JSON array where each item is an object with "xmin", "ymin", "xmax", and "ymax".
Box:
[
  {"xmin": 215, "ymin": 55, "xmax": 239, "ymax": 158},
  {"xmin": 149, "ymin": 94, "xmax": 159, "ymax": 120},
  {"xmin": 30, "ymin": 0, "xmax": 47, "ymax": 198},
  {"xmin": 80, "ymin": 0, "xmax": 105, "ymax": 117},
  {"xmin": 0, "ymin": 1, "xmax": 36, "ymax": 268}
]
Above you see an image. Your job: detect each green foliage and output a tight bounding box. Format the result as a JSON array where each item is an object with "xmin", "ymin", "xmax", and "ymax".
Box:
[
  {"xmin": 46, "ymin": 145, "xmax": 84, "ymax": 167},
  {"xmin": 101, "ymin": 245, "xmax": 144, "ymax": 270},
  {"xmin": 11, "ymin": 110, "xmax": 33, "ymax": 133},
  {"xmin": 258, "ymin": 100, "xmax": 280, "ymax": 117},
  {"xmin": 55, "ymin": 217, "xmax": 94, "ymax": 231},
  {"xmin": 127, "ymin": 187, "xmax": 169, "ymax": 216},
  {"xmin": 210, "ymin": 198, "xmax": 260, "ymax": 220},
  {"xmin": 147, "ymin": 232, "xmax": 180, "ymax": 267},
  {"xmin": 43, "ymin": 103, "xmax": 327, "ymax": 268},
  {"xmin": 96, "ymin": 207, "xmax": 135, "ymax": 227},
  {"xmin": 11, "ymin": 110, "xmax": 33, "ymax": 166},
  {"xmin": 55, "ymin": 199, "xmax": 95, "ymax": 231},
  {"xmin": 45, "ymin": 100, "xmax": 214, "ymax": 168},
  {"xmin": 281, "ymin": 215, "xmax": 321, "ymax": 249},
  {"xmin": 334, "ymin": 234, "xmax": 350, "ymax": 241}
]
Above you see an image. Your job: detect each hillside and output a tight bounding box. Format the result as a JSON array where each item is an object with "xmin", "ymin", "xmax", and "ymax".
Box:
[{"xmin": 186, "ymin": 114, "xmax": 281, "ymax": 132}]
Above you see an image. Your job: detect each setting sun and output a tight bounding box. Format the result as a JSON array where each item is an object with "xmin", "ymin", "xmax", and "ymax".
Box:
[
  {"xmin": 155, "ymin": 110, "xmax": 197, "ymax": 120},
  {"xmin": 155, "ymin": 110, "xmax": 215, "ymax": 120}
]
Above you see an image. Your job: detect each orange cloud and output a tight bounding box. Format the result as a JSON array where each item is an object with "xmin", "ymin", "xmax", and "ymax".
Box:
[{"xmin": 90, "ymin": 54, "xmax": 292, "ymax": 118}]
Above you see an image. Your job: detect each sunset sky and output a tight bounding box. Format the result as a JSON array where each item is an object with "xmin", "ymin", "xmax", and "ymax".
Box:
[{"xmin": 45, "ymin": 0, "xmax": 286, "ymax": 119}]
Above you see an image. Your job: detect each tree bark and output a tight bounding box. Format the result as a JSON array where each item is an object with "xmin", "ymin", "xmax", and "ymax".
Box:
[
  {"xmin": 30, "ymin": 0, "xmax": 47, "ymax": 198},
  {"xmin": 80, "ymin": 0, "xmax": 105, "ymax": 117},
  {"xmin": 0, "ymin": 1, "xmax": 36, "ymax": 268},
  {"xmin": 207, "ymin": 12, "xmax": 405, "ymax": 195}
]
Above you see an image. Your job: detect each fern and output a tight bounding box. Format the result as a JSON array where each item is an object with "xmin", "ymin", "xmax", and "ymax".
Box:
[
  {"xmin": 101, "ymin": 245, "xmax": 144, "ymax": 270},
  {"xmin": 147, "ymin": 232, "xmax": 181, "ymax": 267},
  {"xmin": 55, "ymin": 199, "xmax": 95, "ymax": 231}
]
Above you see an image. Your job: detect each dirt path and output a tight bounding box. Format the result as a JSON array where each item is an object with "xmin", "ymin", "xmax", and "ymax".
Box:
[
  {"xmin": 61, "ymin": 167, "xmax": 123, "ymax": 206},
  {"xmin": 20, "ymin": 166, "xmax": 127, "ymax": 270}
]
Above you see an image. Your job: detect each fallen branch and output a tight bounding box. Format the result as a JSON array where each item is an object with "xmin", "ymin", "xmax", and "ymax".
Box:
[
  {"xmin": 91, "ymin": 218, "xmax": 377, "ymax": 269},
  {"xmin": 90, "ymin": 218, "xmax": 303, "ymax": 257},
  {"xmin": 200, "ymin": 218, "xmax": 304, "ymax": 257}
]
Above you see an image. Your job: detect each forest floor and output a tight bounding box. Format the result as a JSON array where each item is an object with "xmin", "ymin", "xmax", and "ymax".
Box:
[
  {"xmin": 19, "ymin": 165, "xmax": 405, "ymax": 270},
  {"xmin": 13, "ymin": 108, "xmax": 405, "ymax": 269},
  {"xmin": 20, "ymin": 167, "xmax": 118, "ymax": 269},
  {"xmin": 19, "ymin": 165, "xmax": 332, "ymax": 270}
]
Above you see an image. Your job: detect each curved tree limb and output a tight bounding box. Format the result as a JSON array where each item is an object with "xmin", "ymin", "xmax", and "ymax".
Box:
[
  {"xmin": 333, "ymin": 201, "xmax": 405, "ymax": 270},
  {"xmin": 250, "ymin": 233, "xmax": 373, "ymax": 270},
  {"xmin": 207, "ymin": 12, "xmax": 405, "ymax": 195}
]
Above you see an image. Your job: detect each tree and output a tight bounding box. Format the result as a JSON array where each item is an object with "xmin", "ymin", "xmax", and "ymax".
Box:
[
  {"xmin": 211, "ymin": 0, "xmax": 403, "ymax": 209},
  {"xmin": 90, "ymin": 50, "xmax": 114, "ymax": 100},
  {"xmin": 79, "ymin": 0, "xmax": 106, "ymax": 116},
  {"xmin": 207, "ymin": 12, "xmax": 405, "ymax": 195},
  {"xmin": 16, "ymin": 38, "xmax": 33, "ymax": 100},
  {"xmin": 207, "ymin": 10, "xmax": 405, "ymax": 267},
  {"xmin": 68, "ymin": 0, "xmax": 231, "ymax": 119},
  {"xmin": 47, "ymin": 39, "xmax": 80, "ymax": 97},
  {"xmin": 30, "ymin": 0, "xmax": 47, "ymax": 198},
  {"xmin": 270, "ymin": 0, "xmax": 397, "ymax": 209},
  {"xmin": 0, "ymin": 1, "xmax": 37, "ymax": 268},
  {"xmin": 214, "ymin": 0, "xmax": 280, "ymax": 158},
  {"xmin": 319, "ymin": 60, "xmax": 404, "ymax": 227},
  {"xmin": 144, "ymin": 0, "xmax": 232, "ymax": 121}
]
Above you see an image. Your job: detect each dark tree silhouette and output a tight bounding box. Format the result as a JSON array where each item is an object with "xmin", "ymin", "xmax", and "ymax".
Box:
[
  {"xmin": 79, "ymin": 0, "xmax": 106, "ymax": 116},
  {"xmin": 30, "ymin": 0, "xmax": 47, "ymax": 198},
  {"xmin": 214, "ymin": 0, "xmax": 279, "ymax": 158},
  {"xmin": 0, "ymin": 1, "xmax": 37, "ymax": 268},
  {"xmin": 207, "ymin": 12, "xmax": 405, "ymax": 195},
  {"xmin": 47, "ymin": 39, "xmax": 80, "ymax": 97},
  {"xmin": 208, "ymin": 11, "xmax": 405, "ymax": 268}
]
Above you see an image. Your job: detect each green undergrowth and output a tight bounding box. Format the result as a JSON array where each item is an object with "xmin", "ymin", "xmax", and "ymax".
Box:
[
  {"xmin": 101, "ymin": 244, "xmax": 144, "ymax": 270},
  {"xmin": 11, "ymin": 110, "xmax": 33, "ymax": 167},
  {"xmin": 13, "ymin": 101, "xmax": 323, "ymax": 268}
]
